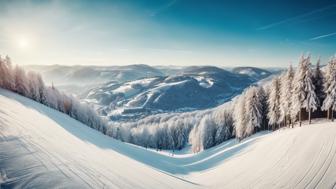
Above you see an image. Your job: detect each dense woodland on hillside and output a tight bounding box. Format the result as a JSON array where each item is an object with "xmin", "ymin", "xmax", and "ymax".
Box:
[
  {"xmin": 234, "ymin": 55, "xmax": 336, "ymax": 141},
  {"xmin": 1, "ymin": 54, "xmax": 336, "ymax": 153},
  {"xmin": 0, "ymin": 55, "xmax": 107, "ymax": 132}
]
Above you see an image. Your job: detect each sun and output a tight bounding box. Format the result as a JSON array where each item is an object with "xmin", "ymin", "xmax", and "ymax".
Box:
[{"xmin": 17, "ymin": 37, "xmax": 30, "ymax": 49}]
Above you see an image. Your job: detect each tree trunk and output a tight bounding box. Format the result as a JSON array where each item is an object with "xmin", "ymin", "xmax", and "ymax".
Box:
[
  {"xmin": 299, "ymin": 109, "xmax": 302, "ymax": 127},
  {"xmin": 285, "ymin": 116, "xmax": 287, "ymax": 127},
  {"xmin": 332, "ymin": 110, "xmax": 334, "ymax": 122},
  {"xmin": 327, "ymin": 109, "xmax": 330, "ymax": 120},
  {"xmin": 309, "ymin": 108, "xmax": 311, "ymax": 124},
  {"xmin": 288, "ymin": 116, "xmax": 291, "ymax": 128},
  {"xmin": 289, "ymin": 116, "xmax": 292, "ymax": 128}
]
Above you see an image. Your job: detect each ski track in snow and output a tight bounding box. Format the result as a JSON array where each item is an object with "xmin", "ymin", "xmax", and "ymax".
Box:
[{"xmin": 1, "ymin": 89, "xmax": 336, "ymax": 188}]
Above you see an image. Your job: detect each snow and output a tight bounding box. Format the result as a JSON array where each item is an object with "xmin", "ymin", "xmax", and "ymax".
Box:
[
  {"xmin": 123, "ymin": 80, "xmax": 189, "ymax": 108},
  {"xmin": 0, "ymin": 89, "xmax": 197, "ymax": 189},
  {"xmin": 239, "ymin": 69, "xmax": 256, "ymax": 76},
  {"xmin": 193, "ymin": 76, "xmax": 214, "ymax": 88},
  {"xmin": 113, "ymin": 85, "xmax": 140, "ymax": 97},
  {"xmin": 190, "ymin": 121, "xmax": 336, "ymax": 188},
  {"xmin": 127, "ymin": 78, "xmax": 156, "ymax": 86},
  {"xmin": 113, "ymin": 78, "xmax": 156, "ymax": 98},
  {"xmin": 2, "ymin": 88, "xmax": 336, "ymax": 188}
]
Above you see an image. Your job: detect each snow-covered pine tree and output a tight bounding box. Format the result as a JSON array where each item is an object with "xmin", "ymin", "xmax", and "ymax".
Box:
[
  {"xmin": 44, "ymin": 86, "xmax": 59, "ymax": 109},
  {"xmin": 159, "ymin": 123, "xmax": 170, "ymax": 150},
  {"xmin": 233, "ymin": 94, "xmax": 247, "ymax": 140},
  {"xmin": 199, "ymin": 115, "xmax": 216, "ymax": 149},
  {"xmin": 0, "ymin": 55, "xmax": 5, "ymax": 87},
  {"xmin": 35, "ymin": 74, "xmax": 46, "ymax": 104},
  {"xmin": 13, "ymin": 65, "xmax": 29, "ymax": 96},
  {"xmin": 0, "ymin": 55, "xmax": 14, "ymax": 90},
  {"xmin": 244, "ymin": 86, "xmax": 263, "ymax": 136},
  {"xmin": 213, "ymin": 107, "xmax": 233, "ymax": 145},
  {"xmin": 27, "ymin": 71, "xmax": 40, "ymax": 101},
  {"xmin": 279, "ymin": 65, "xmax": 294, "ymax": 127},
  {"xmin": 3, "ymin": 56, "xmax": 14, "ymax": 90},
  {"xmin": 291, "ymin": 56, "xmax": 308, "ymax": 126},
  {"xmin": 313, "ymin": 57, "xmax": 325, "ymax": 109},
  {"xmin": 322, "ymin": 56, "xmax": 336, "ymax": 121},
  {"xmin": 267, "ymin": 77, "xmax": 281, "ymax": 130},
  {"xmin": 174, "ymin": 120, "xmax": 187, "ymax": 150},
  {"xmin": 258, "ymin": 86, "xmax": 269, "ymax": 130},
  {"xmin": 302, "ymin": 56, "xmax": 318, "ymax": 124}
]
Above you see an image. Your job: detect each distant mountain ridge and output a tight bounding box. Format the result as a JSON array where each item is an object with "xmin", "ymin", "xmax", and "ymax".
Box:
[
  {"xmin": 25, "ymin": 64, "xmax": 274, "ymax": 120},
  {"xmin": 25, "ymin": 64, "xmax": 165, "ymax": 85},
  {"xmin": 81, "ymin": 65, "xmax": 272, "ymax": 120},
  {"xmin": 232, "ymin": 66, "xmax": 272, "ymax": 80}
]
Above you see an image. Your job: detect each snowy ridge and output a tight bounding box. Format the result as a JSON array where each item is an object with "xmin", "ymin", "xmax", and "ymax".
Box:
[
  {"xmin": 25, "ymin": 64, "xmax": 164, "ymax": 86},
  {"xmin": 83, "ymin": 66, "xmax": 262, "ymax": 121},
  {"xmin": 232, "ymin": 67, "xmax": 272, "ymax": 80},
  {"xmin": 1, "ymin": 89, "xmax": 336, "ymax": 188}
]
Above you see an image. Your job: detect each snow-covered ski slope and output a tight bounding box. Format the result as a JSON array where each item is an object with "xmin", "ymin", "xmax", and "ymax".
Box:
[{"xmin": 1, "ymin": 88, "xmax": 336, "ymax": 189}]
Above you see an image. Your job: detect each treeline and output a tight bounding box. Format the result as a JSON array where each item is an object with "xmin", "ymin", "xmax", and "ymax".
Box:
[
  {"xmin": 106, "ymin": 103, "xmax": 234, "ymax": 153},
  {"xmin": 234, "ymin": 54, "xmax": 336, "ymax": 141},
  {"xmin": 0, "ymin": 55, "xmax": 106, "ymax": 132}
]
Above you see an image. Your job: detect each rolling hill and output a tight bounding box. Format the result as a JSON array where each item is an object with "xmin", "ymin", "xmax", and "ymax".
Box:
[{"xmin": 82, "ymin": 66, "xmax": 269, "ymax": 120}]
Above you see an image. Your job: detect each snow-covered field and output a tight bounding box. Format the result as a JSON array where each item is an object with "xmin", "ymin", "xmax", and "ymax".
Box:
[{"xmin": 1, "ymin": 89, "xmax": 336, "ymax": 188}]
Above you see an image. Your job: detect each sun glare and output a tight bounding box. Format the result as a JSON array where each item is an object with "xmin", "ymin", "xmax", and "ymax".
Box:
[{"xmin": 17, "ymin": 37, "xmax": 30, "ymax": 49}]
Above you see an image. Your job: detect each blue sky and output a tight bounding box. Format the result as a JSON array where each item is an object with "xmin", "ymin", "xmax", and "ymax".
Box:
[{"xmin": 0, "ymin": 0, "xmax": 336, "ymax": 67}]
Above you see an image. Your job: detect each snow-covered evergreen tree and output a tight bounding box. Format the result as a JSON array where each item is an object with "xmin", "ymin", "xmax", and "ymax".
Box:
[
  {"xmin": 258, "ymin": 86, "xmax": 269, "ymax": 130},
  {"xmin": 279, "ymin": 65, "xmax": 294, "ymax": 127},
  {"xmin": 44, "ymin": 86, "xmax": 59, "ymax": 109},
  {"xmin": 291, "ymin": 56, "xmax": 309, "ymax": 125},
  {"xmin": 244, "ymin": 86, "xmax": 263, "ymax": 136},
  {"xmin": 0, "ymin": 55, "xmax": 14, "ymax": 90},
  {"xmin": 0, "ymin": 56, "xmax": 6, "ymax": 87},
  {"xmin": 268, "ymin": 77, "xmax": 281, "ymax": 129},
  {"xmin": 302, "ymin": 57, "xmax": 318, "ymax": 124},
  {"xmin": 13, "ymin": 65, "xmax": 29, "ymax": 96},
  {"xmin": 213, "ymin": 107, "xmax": 233, "ymax": 145},
  {"xmin": 291, "ymin": 55, "xmax": 318, "ymax": 125},
  {"xmin": 313, "ymin": 57, "xmax": 325, "ymax": 107},
  {"xmin": 199, "ymin": 115, "xmax": 216, "ymax": 149},
  {"xmin": 322, "ymin": 57, "xmax": 336, "ymax": 121},
  {"xmin": 27, "ymin": 71, "xmax": 40, "ymax": 101},
  {"xmin": 234, "ymin": 94, "xmax": 247, "ymax": 140},
  {"xmin": 34, "ymin": 73, "xmax": 46, "ymax": 104}
]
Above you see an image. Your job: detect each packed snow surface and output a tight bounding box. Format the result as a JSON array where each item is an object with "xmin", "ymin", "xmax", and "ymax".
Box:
[{"xmin": 1, "ymin": 89, "xmax": 336, "ymax": 188}]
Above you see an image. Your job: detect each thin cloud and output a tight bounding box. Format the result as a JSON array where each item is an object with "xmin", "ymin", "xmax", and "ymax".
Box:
[
  {"xmin": 310, "ymin": 32, "xmax": 336, "ymax": 40},
  {"xmin": 257, "ymin": 3, "xmax": 336, "ymax": 30},
  {"xmin": 150, "ymin": 0, "xmax": 177, "ymax": 17}
]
